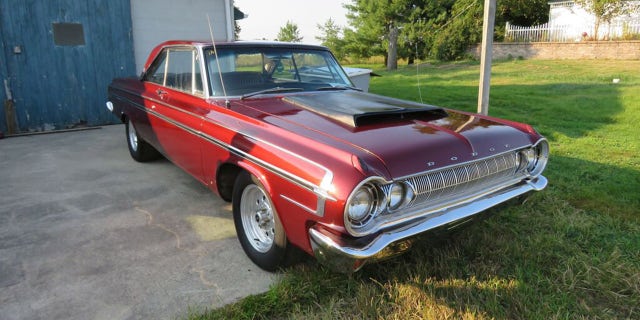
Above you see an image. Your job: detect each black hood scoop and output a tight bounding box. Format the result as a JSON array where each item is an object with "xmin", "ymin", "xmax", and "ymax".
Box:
[{"xmin": 283, "ymin": 91, "xmax": 447, "ymax": 127}]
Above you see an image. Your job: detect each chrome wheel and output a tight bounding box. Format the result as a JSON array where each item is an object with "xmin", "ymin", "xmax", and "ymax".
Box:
[
  {"xmin": 127, "ymin": 121, "xmax": 139, "ymax": 152},
  {"xmin": 232, "ymin": 172, "xmax": 291, "ymax": 271},
  {"xmin": 124, "ymin": 117, "xmax": 160, "ymax": 162},
  {"xmin": 239, "ymin": 184, "xmax": 275, "ymax": 253}
]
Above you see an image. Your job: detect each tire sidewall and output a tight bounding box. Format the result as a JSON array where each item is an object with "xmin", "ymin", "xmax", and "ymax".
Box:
[
  {"xmin": 125, "ymin": 118, "xmax": 159, "ymax": 162},
  {"xmin": 126, "ymin": 119, "xmax": 142, "ymax": 160},
  {"xmin": 232, "ymin": 172, "xmax": 288, "ymax": 271}
]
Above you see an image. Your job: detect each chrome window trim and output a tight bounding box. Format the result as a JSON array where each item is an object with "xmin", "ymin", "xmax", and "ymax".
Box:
[
  {"xmin": 144, "ymin": 44, "xmax": 210, "ymax": 98},
  {"xmin": 194, "ymin": 44, "xmax": 211, "ymax": 98}
]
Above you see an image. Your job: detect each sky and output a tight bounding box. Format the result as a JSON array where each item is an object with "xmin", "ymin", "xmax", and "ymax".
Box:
[{"xmin": 233, "ymin": 0, "xmax": 350, "ymax": 45}]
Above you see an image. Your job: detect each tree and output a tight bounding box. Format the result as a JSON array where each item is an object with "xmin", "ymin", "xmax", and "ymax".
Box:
[
  {"xmin": 316, "ymin": 18, "xmax": 347, "ymax": 60},
  {"xmin": 276, "ymin": 21, "xmax": 303, "ymax": 42},
  {"xmin": 495, "ymin": 0, "xmax": 549, "ymax": 39},
  {"xmin": 343, "ymin": 0, "xmax": 465, "ymax": 64},
  {"xmin": 430, "ymin": 0, "xmax": 483, "ymax": 61},
  {"xmin": 233, "ymin": 6, "xmax": 242, "ymax": 40},
  {"xmin": 398, "ymin": 1, "xmax": 454, "ymax": 64},
  {"xmin": 341, "ymin": 27, "xmax": 386, "ymax": 60},
  {"xmin": 345, "ymin": 0, "xmax": 415, "ymax": 70},
  {"xmin": 342, "ymin": 0, "xmax": 550, "ymax": 62},
  {"xmin": 575, "ymin": 0, "xmax": 638, "ymax": 40}
]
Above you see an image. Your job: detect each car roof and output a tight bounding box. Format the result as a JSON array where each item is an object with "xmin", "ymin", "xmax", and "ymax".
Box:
[
  {"xmin": 144, "ymin": 40, "xmax": 330, "ymax": 72},
  {"xmin": 157, "ymin": 40, "xmax": 327, "ymax": 50}
]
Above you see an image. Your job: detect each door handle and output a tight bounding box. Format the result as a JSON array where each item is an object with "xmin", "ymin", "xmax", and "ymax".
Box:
[{"xmin": 156, "ymin": 89, "xmax": 168, "ymax": 96}]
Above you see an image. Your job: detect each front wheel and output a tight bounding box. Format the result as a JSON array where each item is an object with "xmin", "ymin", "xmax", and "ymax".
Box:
[
  {"xmin": 232, "ymin": 172, "xmax": 290, "ymax": 271},
  {"xmin": 125, "ymin": 119, "xmax": 160, "ymax": 162}
]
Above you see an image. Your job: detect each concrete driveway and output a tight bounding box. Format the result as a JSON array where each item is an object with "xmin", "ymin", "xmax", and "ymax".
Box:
[{"xmin": 0, "ymin": 125, "xmax": 276, "ymax": 319}]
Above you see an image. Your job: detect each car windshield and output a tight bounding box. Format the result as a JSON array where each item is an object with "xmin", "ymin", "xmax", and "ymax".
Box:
[{"xmin": 204, "ymin": 46, "xmax": 354, "ymax": 97}]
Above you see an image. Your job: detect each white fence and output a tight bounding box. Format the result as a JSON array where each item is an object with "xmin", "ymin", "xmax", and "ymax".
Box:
[{"xmin": 505, "ymin": 21, "xmax": 640, "ymax": 42}]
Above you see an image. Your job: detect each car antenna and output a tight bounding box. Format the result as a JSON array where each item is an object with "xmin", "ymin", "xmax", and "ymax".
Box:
[
  {"xmin": 412, "ymin": 1, "xmax": 476, "ymax": 105},
  {"xmin": 207, "ymin": 14, "xmax": 230, "ymax": 108},
  {"xmin": 415, "ymin": 42, "xmax": 424, "ymax": 104}
]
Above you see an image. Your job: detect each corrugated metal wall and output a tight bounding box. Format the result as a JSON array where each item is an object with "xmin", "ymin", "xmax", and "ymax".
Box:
[{"xmin": 0, "ymin": 0, "xmax": 136, "ymax": 133}]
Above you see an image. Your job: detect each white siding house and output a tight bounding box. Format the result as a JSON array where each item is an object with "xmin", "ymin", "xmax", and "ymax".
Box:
[
  {"xmin": 130, "ymin": 0, "xmax": 236, "ymax": 73},
  {"xmin": 548, "ymin": 0, "xmax": 640, "ymax": 40}
]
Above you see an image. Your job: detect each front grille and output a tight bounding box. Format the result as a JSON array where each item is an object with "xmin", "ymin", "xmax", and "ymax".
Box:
[
  {"xmin": 347, "ymin": 151, "xmax": 529, "ymax": 237},
  {"xmin": 404, "ymin": 152, "xmax": 521, "ymax": 210}
]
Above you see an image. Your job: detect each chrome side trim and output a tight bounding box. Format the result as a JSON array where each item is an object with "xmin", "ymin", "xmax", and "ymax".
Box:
[
  {"xmin": 242, "ymin": 135, "xmax": 335, "ymax": 197},
  {"xmin": 113, "ymin": 87, "xmax": 334, "ymax": 192},
  {"xmin": 281, "ymin": 194, "xmax": 319, "ymax": 216},
  {"xmin": 311, "ymin": 176, "xmax": 547, "ymax": 272},
  {"xmin": 109, "ymin": 92, "xmax": 335, "ymax": 214}
]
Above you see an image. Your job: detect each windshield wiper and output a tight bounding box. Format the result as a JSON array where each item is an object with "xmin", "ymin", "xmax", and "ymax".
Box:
[
  {"xmin": 241, "ymin": 87, "xmax": 304, "ymax": 99},
  {"xmin": 315, "ymin": 85, "xmax": 362, "ymax": 92}
]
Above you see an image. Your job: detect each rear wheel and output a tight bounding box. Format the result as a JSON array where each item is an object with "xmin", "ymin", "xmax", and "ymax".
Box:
[
  {"xmin": 232, "ymin": 172, "xmax": 290, "ymax": 271},
  {"xmin": 125, "ymin": 118, "xmax": 160, "ymax": 162}
]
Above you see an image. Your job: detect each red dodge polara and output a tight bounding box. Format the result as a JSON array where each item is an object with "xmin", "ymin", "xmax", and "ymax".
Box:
[{"xmin": 107, "ymin": 41, "xmax": 548, "ymax": 272}]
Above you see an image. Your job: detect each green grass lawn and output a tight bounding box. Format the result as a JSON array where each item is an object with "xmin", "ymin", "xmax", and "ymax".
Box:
[{"xmin": 190, "ymin": 60, "xmax": 640, "ymax": 319}]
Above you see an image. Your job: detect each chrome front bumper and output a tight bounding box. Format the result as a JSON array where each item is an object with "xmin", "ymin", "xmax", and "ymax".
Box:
[{"xmin": 309, "ymin": 176, "xmax": 548, "ymax": 273}]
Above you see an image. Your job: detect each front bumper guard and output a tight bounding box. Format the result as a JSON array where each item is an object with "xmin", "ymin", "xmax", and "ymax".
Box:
[{"xmin": 309, "ymin": 176, "xmax": 548, "ymax": 273}]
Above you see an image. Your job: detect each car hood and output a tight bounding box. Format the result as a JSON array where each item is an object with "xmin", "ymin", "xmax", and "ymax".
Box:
[{"xmin": 230, "ymin": 91, "xmax": 536, "ymax": 178}]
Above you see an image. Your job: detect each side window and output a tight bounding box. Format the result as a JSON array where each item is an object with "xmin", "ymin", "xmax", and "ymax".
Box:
[
  {"xmin": 145, "ymin": 50, "xmax": 168, "ymax": 85},
  {"xmin": 144, "ymin": 48, "xmax": 204, "ymax": 96}
]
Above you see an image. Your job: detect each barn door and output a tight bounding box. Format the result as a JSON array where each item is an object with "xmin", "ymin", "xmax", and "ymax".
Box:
[{"xmin": 0, "ymin": 0, "xmax": 135, "ymax": 133}]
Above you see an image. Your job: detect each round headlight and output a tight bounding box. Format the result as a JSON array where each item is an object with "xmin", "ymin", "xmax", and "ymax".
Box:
[
  {"xmin": 523, "ymin": 148, "xmax": 536, "ymax": 170},
  {"xmin": 520, "ymin": 139, "xmax": 549, "ymax": 177},
  {"xmin": 530, "ymin": 139, "xmax": 549, "ymax": 176},
  {"xmin": 388, "ymin": 182, "xmax": 405, "ymax": 210},
  {"xmin": 347, "ymin": 186, "xmax": 374, "ymax": 222}
]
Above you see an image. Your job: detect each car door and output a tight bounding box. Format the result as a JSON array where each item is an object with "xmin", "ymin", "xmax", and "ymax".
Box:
[{"xmin": 141, "ymin": 46, "xmax": 206, "ymax": 182}]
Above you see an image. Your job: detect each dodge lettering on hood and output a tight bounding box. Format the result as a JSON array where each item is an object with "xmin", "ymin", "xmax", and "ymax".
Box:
[{"xmin": 107, "ymin": 41, "xmax": 548, "ymax": 272}]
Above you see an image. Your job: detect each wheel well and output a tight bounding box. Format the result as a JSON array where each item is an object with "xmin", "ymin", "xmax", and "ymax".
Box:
[{"xmin": 217, "ymin": 163, "xmax": 243, "ymax": 202}]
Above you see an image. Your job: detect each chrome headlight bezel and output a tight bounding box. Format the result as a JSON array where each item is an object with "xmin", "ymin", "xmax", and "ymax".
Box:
[
  {"xmin": 344, "ymin": 178, "xmax": 416, "ymax": 236},
  {"xmin": 388, "ymin": 181, "xmax": 414, "ymax": 211},
  {"xmin": 388, "ymin": 182, "xmax": 405, "ymax": 210},
  {"xmin": 518, "ymin": 138, "xmax": 549, "ymax": 178},
  {"xmin": 344, "ymin": 179, "xmax": 386, "ymax": 230}
]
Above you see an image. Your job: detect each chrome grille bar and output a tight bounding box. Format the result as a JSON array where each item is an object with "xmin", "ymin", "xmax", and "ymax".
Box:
[{"xmin": 406, "ymin": 152, "xmax": 520, "ymax": 208}]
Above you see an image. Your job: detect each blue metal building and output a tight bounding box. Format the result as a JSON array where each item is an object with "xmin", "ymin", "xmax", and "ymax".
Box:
[{"xmin": 0, "ymin": 0, "xmax": 136, "ymax": 134}]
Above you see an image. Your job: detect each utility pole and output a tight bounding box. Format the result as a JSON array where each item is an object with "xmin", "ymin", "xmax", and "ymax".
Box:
[{"xmin": 477, "ymin": 0, "xmax": 496, "ymax": 115}]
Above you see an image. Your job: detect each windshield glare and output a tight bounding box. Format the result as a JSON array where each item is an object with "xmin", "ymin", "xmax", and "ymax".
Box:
[{"xmin": 205, "ymin": 47, "xmax": 353, "ymax": 97}]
